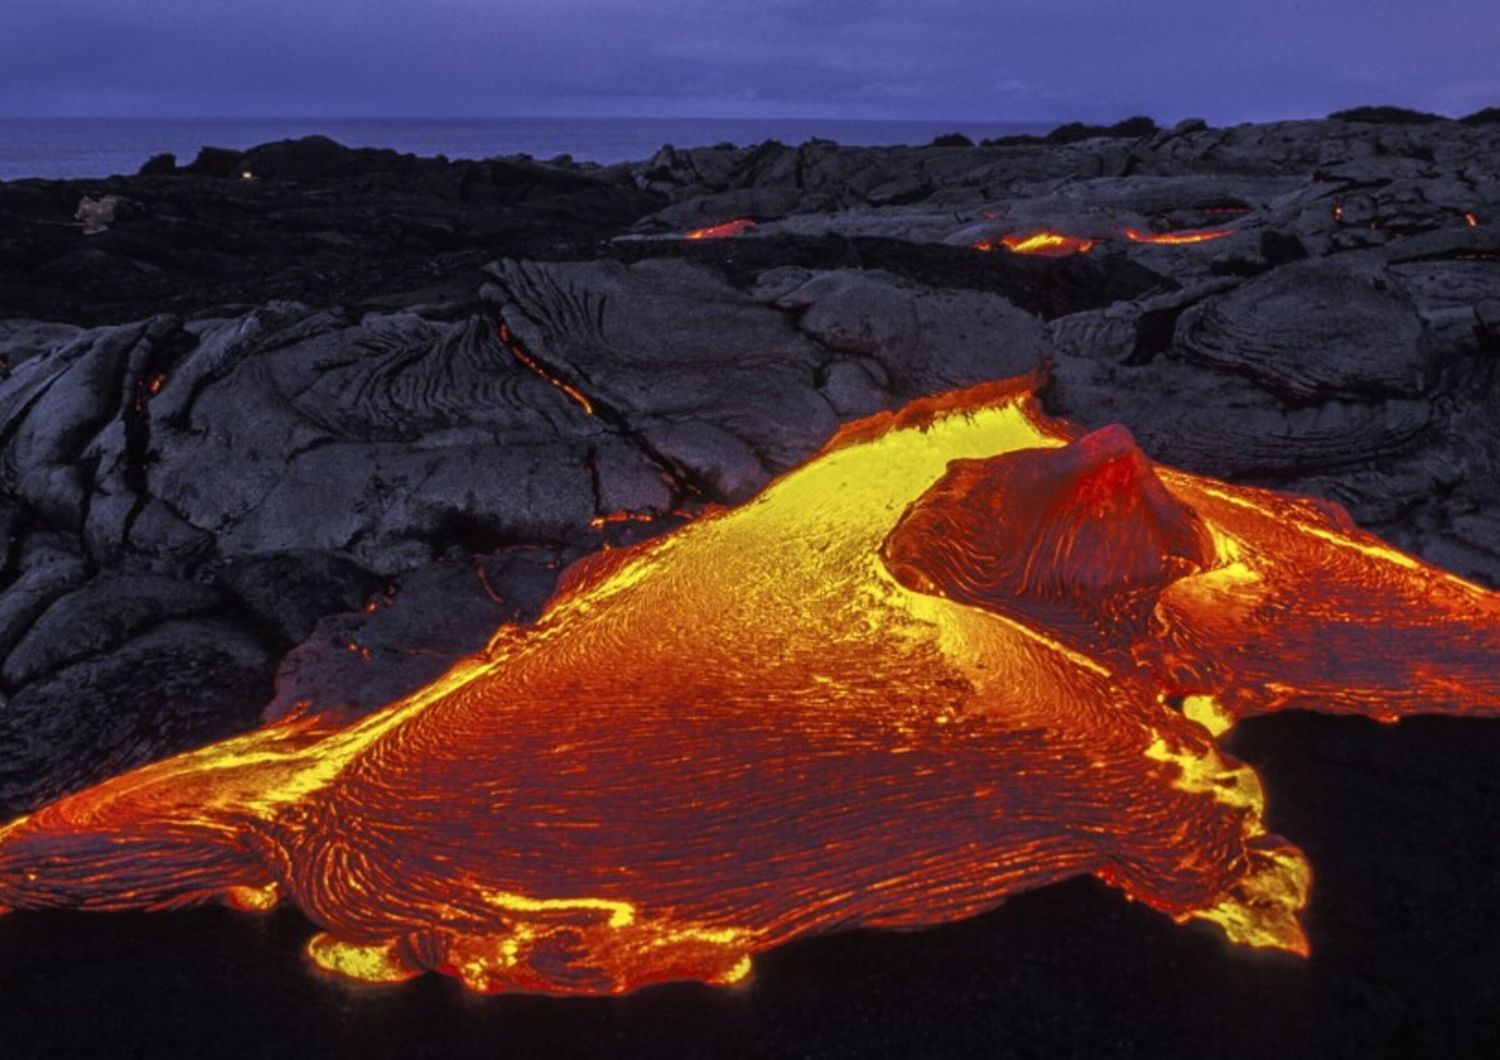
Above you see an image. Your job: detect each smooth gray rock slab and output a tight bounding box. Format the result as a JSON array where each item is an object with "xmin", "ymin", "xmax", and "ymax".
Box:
[
  {"xmin": 262, "ymin": 548, "xmax": 571, "ymax": 722},
  {"xmin": 217, "ymin": 550, "xmax": 385, "ymax": 647},
  {"xmin": 0, "ymin": 618, "xmax": 273, "ymax": 818},
  {"xmin": 2, "ymin": 573, "xmax": 220, "ymax": 687},
  {"xmin": 1174, "ymin": 256, "xmax": 1431, "ymax": 401}
]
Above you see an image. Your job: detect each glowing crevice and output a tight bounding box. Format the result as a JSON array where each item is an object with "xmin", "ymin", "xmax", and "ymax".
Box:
[
  {"xmin": 1123, "ymin": 227, "xmax": 1236, "ymax": 245},
  {"xmin": 974, "ymin": 226, "xmax": 1237, "ymax": 255},
  {"xmin": 977, "ymin": 231, "xmax": 1096, "ymax": 256},
  {"xmin": 498, "ymin": 320, "xmax": 595, "ymax": 415},
  {"xmin": 684, "ymin": 219, "xmax": 757, "ymax": 241}
]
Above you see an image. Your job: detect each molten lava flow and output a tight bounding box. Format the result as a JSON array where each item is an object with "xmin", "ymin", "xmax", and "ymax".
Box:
[
  {"xmin": 978, "ymin": 231, "xmax": 1096, "ymax": 256},
  {"xmin": 497, "ymin": 320, "xmax": 595, "ymax": 415},
  {"xmin": 3, "ymin": 379, "xmax": 1500, "ymax": 996},
  {"xmin": 1466, "ymin": 212, "xmax": 1480, "ymax": 227},
  {"xmin": 990, "ymin": 230, "xmax": 1098, "ymax": 256},
  {"xmin": 976, "ymin": 227, "xmax": 1234, "ymax": 256},
  {"xmin": 684, "ymin": 219, "xmax": 757, "ymax": 241},
  {"xmin": 1123, "ymin": 227, "xmax": 1236, "ymax": 245},
  {"xmin": 588, "ymin": 512, "xmax": 658, "ymax": 530}
]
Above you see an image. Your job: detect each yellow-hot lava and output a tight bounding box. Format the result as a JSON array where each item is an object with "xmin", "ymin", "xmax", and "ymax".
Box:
[
  {"xmin": 2, "ymin": 378, "xmax": 1499, "ymax": 996},
  {"xmin": 1123, "ymin": 227, "xmax": 1236, "ymax": 245},
  {"xmin": 684, "ymin": 219, "xmax": 757, "ymax": 241},
  {"xmin": 978, "ymin": 231, "xmax": 1096, "ymax": 256},
  {"xmin": 976, "ymin": 226, "xmax": 1235, "ymax": 255},
  {"xmin": 498, "ymin": 321, "xmax": 595, "ymax": 415}
]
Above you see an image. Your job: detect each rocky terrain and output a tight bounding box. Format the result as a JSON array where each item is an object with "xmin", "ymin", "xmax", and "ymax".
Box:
[{"xmin": 1, "ymin": 113, "xmax": 1499, "ymax": 1055}]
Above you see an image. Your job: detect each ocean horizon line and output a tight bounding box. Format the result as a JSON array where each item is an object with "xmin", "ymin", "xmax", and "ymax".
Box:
[
  {"xmin": 1, "ymin": 115, "xmax": 1061, "ymax": 126},
  {"xmin": 0, "ymin": 115, "xmax": 1061, "ymax": 181}
]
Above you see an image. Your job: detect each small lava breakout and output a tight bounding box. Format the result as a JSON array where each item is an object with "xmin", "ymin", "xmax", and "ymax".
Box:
[
  {"xmin": 974, "ymin": 226, "xmax": 1236, "ymax": 255},
  {"xmin": 2, "ymin": 378, "xmax": 1498, "ymax": 996},
  {"xmin": 683, "ymin": 218, "xmax": 757, "ymax": 240}
]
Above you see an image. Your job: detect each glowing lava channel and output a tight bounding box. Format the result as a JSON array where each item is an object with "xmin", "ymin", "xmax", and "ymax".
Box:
[
  {"xmin": 498, "ymin": 320, "xmax": 595, "ymax": 415},
  {"xmin": 1123, "ymin": 227, "xmax": 1236, "ymax": 245},
  {"xmin": 2, "ymin": 378, "xmax": 1499, "ymax": 996},
  {"xmin": 978, "ymin": 231, "xmax": 1096, "ymax": 256},
  {"xmin": 976, "ymin": 226, "xmax": 1237, "ymax": 255},
  {"xmin": 684, "ymin": 219, "xmax": 757, "ymax": 241}
]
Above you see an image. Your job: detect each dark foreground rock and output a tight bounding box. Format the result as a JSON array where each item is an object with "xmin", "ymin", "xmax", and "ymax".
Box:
[{"xmin": 0, "ymin": 118, "xmax": 1498, "ymax": 1056}]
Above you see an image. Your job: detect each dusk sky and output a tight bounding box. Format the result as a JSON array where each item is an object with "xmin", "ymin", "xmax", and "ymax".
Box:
[{"xmin": 2, "ymin": 0, "xmax": 1496, "ymax": 123}]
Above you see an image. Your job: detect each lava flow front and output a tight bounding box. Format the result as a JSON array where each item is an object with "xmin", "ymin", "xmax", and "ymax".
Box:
[
  {"xmin": 684, "ymin": 218, "xmax": 757, "ymax": 240},
  {"xmin": 977, "ymin": 231, "xmax": 1096, "ymax": 256},
  {"xmin": 3, "ymin": 379, "xmax": 1500, "ymax": 995},
  {"xmin": 976, "ymin": 228, "xmax": 1237, "ymax": 254},
  {"xmin": 1123, "ymin": 227, "xmax": 1235, "ymax": 245}
]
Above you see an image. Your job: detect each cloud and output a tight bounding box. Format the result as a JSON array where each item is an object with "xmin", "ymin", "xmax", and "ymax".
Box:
[{"xmin": 0, "ymin": 0, "xmax": 1494, "ymax": 120}]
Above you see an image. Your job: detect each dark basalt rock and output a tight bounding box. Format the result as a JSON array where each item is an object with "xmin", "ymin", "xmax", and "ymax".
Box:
[
  {"xmin": 236, "ymin": 135, "xmax": 410, "ymax": 182},
  {"xmin": 1173, "ymin": 256, "xmax": 1431, "ymax": 402},
  {"xmin": 136, "ymin": 152, "xmax": 178, "ymax": 177},
  {"xmin": 1, "ymin": 573, "xmax": 221, "ymax": 687},
  {"xmin": 983, "ymin": 115, "xmax": 1163, "ymax": 148},
  {"xmin": 1046, "ymin": 115, "xmax": 1161, "ymax": 143},
  {"xmin": 1329, "ymin": 105, "xmax": 1449, "ymax": 125},
  {"xmin": 261, "ymin": 545, "xmax": 577, "ymax": 722},
  {"xmin": 608, "ymin": 234, "xmax": 1173, "ymax": 319},
  {"xmin": 0, "ymin": 137, "xmax": 663, "ymax": 326},
  {"xmin": 0, "ymin": 533, "xmax": 90, "ymax": 664},
  {"xmin": 182, "ymin": 145, "xmax": 245, "ymax": 178},
  {"xmin": 216, "ymin": 550, "xmax": 384, "ymax": 647},
  {"xmin": 0, "ymin": 618, "xmax": 273, "ymax": 818},
  {"xmin": 764, "ymin": 266, "xmax": 1045, "ymax": 399}
]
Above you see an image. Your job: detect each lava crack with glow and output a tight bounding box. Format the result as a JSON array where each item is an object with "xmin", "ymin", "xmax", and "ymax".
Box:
[{"xmin": 3, "ymin": 378, "xmax": 1499, "ymax": 995}]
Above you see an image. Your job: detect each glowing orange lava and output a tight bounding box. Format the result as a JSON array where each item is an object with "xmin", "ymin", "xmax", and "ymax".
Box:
[
  {"xmin": 588, "ymin": 511, "xmax": 659, "ymax": 530},
  {"xmin": 498, "ymin": 321, "xmax": 595, "ymax": 415},
  {"xmin": 1123, "ymin": 227, "xmax": 1236, "ymax": 245},
  {"xmin": 977, "ymin": 227, "xmax": 1235, "ymax": 255},
  {"xmin": 977, "ymin": 231, "xmax": 1097, "ymax": 256},
  {"xmin": 684, "ymin": 219, "xmax": 757, "ymax": 241},
  {"xmin": 1466, "ymin": 212, "xmax": 1480, "ymax": 227},
  {"xmin": 2, "ymin": 379, "xmax": 1498, "ymax": 995}
]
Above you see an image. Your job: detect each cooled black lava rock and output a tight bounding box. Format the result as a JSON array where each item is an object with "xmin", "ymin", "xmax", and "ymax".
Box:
[
  {"xmin": 0, "ymin": 135, "xmax": 663, "ymax": 325},
  {"xmin": 1329, "ymin": 105, "xmax": 1448, "ymax": 124},
  {"xmin": 137, "ymin": 152, "xmax": 177, "ymax": 177}
]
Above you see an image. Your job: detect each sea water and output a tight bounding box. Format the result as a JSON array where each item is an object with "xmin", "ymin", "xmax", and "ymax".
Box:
[{"xmin": 0, "ymin": 117, "xmax": 1052, "ymax": 182}]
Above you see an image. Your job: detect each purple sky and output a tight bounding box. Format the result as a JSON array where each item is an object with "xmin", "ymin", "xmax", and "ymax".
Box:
[{"xmin": 2, "ymin": 0, "xmax": 1496, "ymax": 122}]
